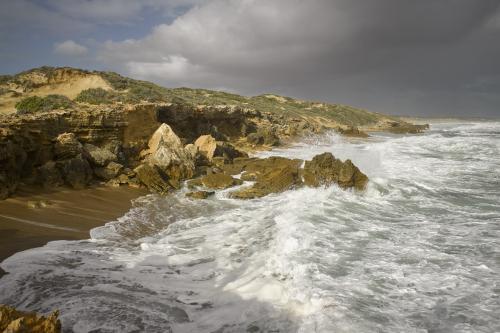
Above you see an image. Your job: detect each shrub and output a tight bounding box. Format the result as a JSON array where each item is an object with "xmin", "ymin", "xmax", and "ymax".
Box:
[
  {"xmin": 75, "ymin": 88, "xmax": 114, "ymax": 104},
  {"xmin": 15, "ymin": 94, "xmax": 75, "ymax": 114}
]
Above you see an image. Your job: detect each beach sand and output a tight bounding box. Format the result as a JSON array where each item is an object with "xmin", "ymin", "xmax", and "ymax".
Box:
[{"xmin": 0, "ymin": 186, "xmax": 147, "ymax": 271}]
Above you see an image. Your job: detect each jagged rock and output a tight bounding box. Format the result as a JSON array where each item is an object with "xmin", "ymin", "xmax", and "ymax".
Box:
[
  {"xmin": 338, "ymin": 126, "xmax": 369, "ymax": 138},
  {"xmin": 0, "ymin": 304, "xmax": 61, "ymax": 333},
  {"xmin": 186, "ymin": 190, "xmax": 215, "ymax": 199},
  {"xmin": 94, "ymin": 161, "xmax": 124, "ymax": 180},
  {"xmin": 200, "ymin": 173, "xmax": 243, "ymax": 189},
  {"xmin": 53, "ymin": 133, "xmax": 82, "ymax": 159},
  {"xmin": 230, "ymin": 157, "xmax": 302, "ymax": 199},
  {"xmin": 134, "ymin": 163, "xmax": 171, "ymax": 194},
  {"xmin": 303, "ymin": 152, "xmax": 368, "ymax": 190},
  {"xmin": 144, "ymin": 124, "xmax": 195, "ymax": 187},
  {"xmin": 36, "ymin": 161, "xmax": 63, "ymax": 188},
  {"xmin": 83, "ymin": 143, "xmax": 117, "ymax": 167},
  {"xmin": 56, "ymin": 154, "xmax": 93, "ymax": 189}
]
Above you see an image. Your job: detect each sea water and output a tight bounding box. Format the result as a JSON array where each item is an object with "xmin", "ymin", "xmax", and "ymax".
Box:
[{"xmin": 0, "ymin": 121, "xmax": 499, "ymax": 333}]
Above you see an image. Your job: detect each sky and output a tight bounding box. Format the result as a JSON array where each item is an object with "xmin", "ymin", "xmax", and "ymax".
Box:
[{"xmin": 1, "ymin": 0, "xmax": 499, "ymax": 118}]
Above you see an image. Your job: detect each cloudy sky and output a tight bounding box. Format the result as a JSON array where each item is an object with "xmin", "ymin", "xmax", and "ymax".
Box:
[{"xmin": 1, "ymin": 0, "xmax": 499, "ymax": 117}]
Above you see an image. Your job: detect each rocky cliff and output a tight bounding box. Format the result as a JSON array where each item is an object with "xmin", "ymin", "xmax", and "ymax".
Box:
[{"xmin": 0, "ymin": 67, "xmax": 428, "ymax": 199}]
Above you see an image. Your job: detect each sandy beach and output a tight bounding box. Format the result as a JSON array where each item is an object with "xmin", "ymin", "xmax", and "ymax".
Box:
[{"xmin": 0, "ymin": 186, "xmax": 147, "ymax": 267}]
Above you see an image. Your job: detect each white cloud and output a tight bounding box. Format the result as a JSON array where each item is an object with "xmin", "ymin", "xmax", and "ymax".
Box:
[{"xmin": 54, "ymin": 40, "xmax": 88, "ymax": 56}]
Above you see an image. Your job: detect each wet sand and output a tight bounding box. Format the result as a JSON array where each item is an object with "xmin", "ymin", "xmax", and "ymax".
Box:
[{"xmin": 0, "ymin": 186, "xmax": 147, "ymax": 267}]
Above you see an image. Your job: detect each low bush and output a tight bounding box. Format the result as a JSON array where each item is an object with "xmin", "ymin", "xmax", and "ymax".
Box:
[
  {"xmin": 75, "ymin": 88, "xmax": 115, "ymax": 104},
  {"xmin": 15, "ymin": 94, "xmax": 75, "ymax": 114}
]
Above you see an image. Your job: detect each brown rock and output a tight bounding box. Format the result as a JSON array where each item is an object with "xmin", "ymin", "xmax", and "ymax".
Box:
[
  {"xmin": 338, "ymin": 126, "xmax": 369, "ymax": 138},
  {"xmin": 194, "ymin": 135, "xmax": 217, "ymax": 161},
  {"xmin": 0, "ymin": 304, "xmax": 61, "ymax": 333},
  {"xmin": 186, "ymin": 190, "xmax": 215, "ymax": 199},
  {"xmin": 134, "ymin": 163, "xmax": 171, "ymax": 194},
  {"xmin": 200, "ymin": 173, "xmax": 243, "ymax": 189},
  {"xmin": 94, "ymin": 161, "xmax": 124, "ymax": 180},
  {"xmin": 303, "ymin": 152, "xmax": 368, "ymax": 190},
  {"xmin": 55, "ymin": 154, "xmax": 93, "ymax": 189},
  {"xmin": 53, "ymin": 132, "xmax": 82, "ymax": 159},
  {"xmin": 230, "ymin": 157, "xmax": 302, "ymax": 199},
  {"xmin": 36, "ymin": 161, "xmax": 64, "ymax": 188},
  {"xmin": 83, "ymin": 143, "xmax": 117, "ymax": 167},
  {"xmin": 145, "ymin": 124, "xmax": 195, "ymax": 185}
]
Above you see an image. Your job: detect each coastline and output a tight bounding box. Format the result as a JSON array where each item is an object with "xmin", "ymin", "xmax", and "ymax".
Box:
[{"xmin": 0, "ymin": 185, "xmax": 147, "ymax": 269}]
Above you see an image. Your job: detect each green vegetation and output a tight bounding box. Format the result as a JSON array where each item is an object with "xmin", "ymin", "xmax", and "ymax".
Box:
[
  {"xmin": 2, "ymin": 66, "xmax": 395, "ymax": 126},
  {"xmin": 15, "ymin": 95, "xmax": 75, "ymax": 114},
  {"xmin": 75, "ymin": 88, "xmax": 116, "ymax": 104}
]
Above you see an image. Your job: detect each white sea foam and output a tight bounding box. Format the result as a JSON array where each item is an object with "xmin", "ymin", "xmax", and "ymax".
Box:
[{"xmin": 0, "ymin": 121, "xmax": 499, "ymax": 332}]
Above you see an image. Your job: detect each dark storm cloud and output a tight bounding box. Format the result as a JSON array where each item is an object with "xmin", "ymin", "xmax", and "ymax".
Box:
[{"xmin": 1, "ymin": 0, "xmax": 499, "ymax": 117}]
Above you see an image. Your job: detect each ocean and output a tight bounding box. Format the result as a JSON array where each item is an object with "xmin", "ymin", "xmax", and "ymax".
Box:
[{"xmin": 1, "ymin": 121, "xmax": 499, "ymax": 332}]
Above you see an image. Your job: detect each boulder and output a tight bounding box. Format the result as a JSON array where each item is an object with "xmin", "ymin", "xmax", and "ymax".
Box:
[
  {"xmin": 230, "ymin": 157, "xmax": 302, "ymax": 199},
  {"xmin": 200, "ymin": 173, "xmax": 243, "ymax": 189},
  {"xmin": 303, "ymin": 152, "xmax": 368, "ymax": 190},
  {"xmin": 36, "ymin": 161, "xmax": 64, "ymax": 188},
  {"xmin": 53, "ymin": 132, "xmax": 82, "ymax": 159},
  {"xmin": 186, "ymin": 190, "xmax": 215, "ymax": 199},
  {"xmin": 194, "ymin": 135, "xmax": 248, "ymax": 162},
  {"xmin": 0, "ymin": 304, "xmax": 61, "ymax": 333},
  {"xmin": 134, "ymin": 163, "xmax": 171, "ymax": 194},
  {"xmin": 83, "ymin": 143, "xmax": 117, "ymax": 167},
  {"xmin": 194, "ymin": 135, "xmax": 217, "ymax": 161},
  {"xmin": 94, "ymin": 161, "xmax": 124, "ymax": 180},
  {"xmin": 145, "ymin": 124, "xmax": 195, "ymax": 186},
  {"xmin": 56, "ymin": 155, "xmax": 93, "ymax": 189}
]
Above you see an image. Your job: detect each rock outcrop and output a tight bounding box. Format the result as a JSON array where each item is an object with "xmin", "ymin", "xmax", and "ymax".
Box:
[
  {"xmin": 0, "ymin": 305, "xmax": 61, "ymax": 333},
  {"xmin": 182, "ymin": 153, "xmax": 368, "ymax": 199},
  {"xmin": 303, "ymin": 152, "xmax": 368, "ymax": 190}
]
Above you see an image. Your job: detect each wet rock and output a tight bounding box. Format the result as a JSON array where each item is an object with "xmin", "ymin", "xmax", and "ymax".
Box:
[
  {"xmin": 338, "ymin": 126, "xmax": 369, "ymax": 138},
  {"xmin": 186, "ymin": 190, "xmax": 215, "ymax": 199},
  {"xmin": 134, "ymin": 163, "xmax": 171, "ymax": 194},
  {"xmin": 94, "ymin": 161, "xmax": 124, "ymax": 180},
  {"xmin": 53, "ymin": 132, "xmax": 82, "ymax": 159},
  {"xmin": 0, "ymin": 304, "xmax": 61, "ymax": 333},
  {"xmin": 56, "ymin": 154, "xmax": 93, "ymax": 189},
  {"xmin": 144, "ymin": 124, "xmax": 195, "ymax": 186},
  {"xmin": 200, "ymin": 173, "xmax": 243, "ymax": 189},
  {"xmin": 230, "ymin": 157, "xmax": 302, "ymax": 199},
  {"xmin": 83, "ymin": 143, "xmax": 117, "ymax": 167},
  {"xmin": 303, "ymin": 152, "xmax": 368, "ymax": 190},
  {"xmin": 214, "ymin": 142, "xmax": 248, "ymax": 160},
  {"xmin": 36, "ymin": 161, "xmax": 64, "ymax": 188}
]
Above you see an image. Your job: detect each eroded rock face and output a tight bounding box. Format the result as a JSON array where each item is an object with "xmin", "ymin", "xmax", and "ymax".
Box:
[
  {"xmin": 0, "ymin": 304, "xmax": 61, "ymax": 333},
  {"xmin": 303, "ymin": 152, "xmax": 368, "ymax": 190},
  {"xmin": 338, "ymin": 126, "xmax": 369, "ymax": 138}
]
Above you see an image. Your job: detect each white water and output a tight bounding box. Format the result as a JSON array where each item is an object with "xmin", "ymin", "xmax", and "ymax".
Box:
[{"xmin": 1, "ymin": 122, "xmax": 499, "ymax": 332}]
